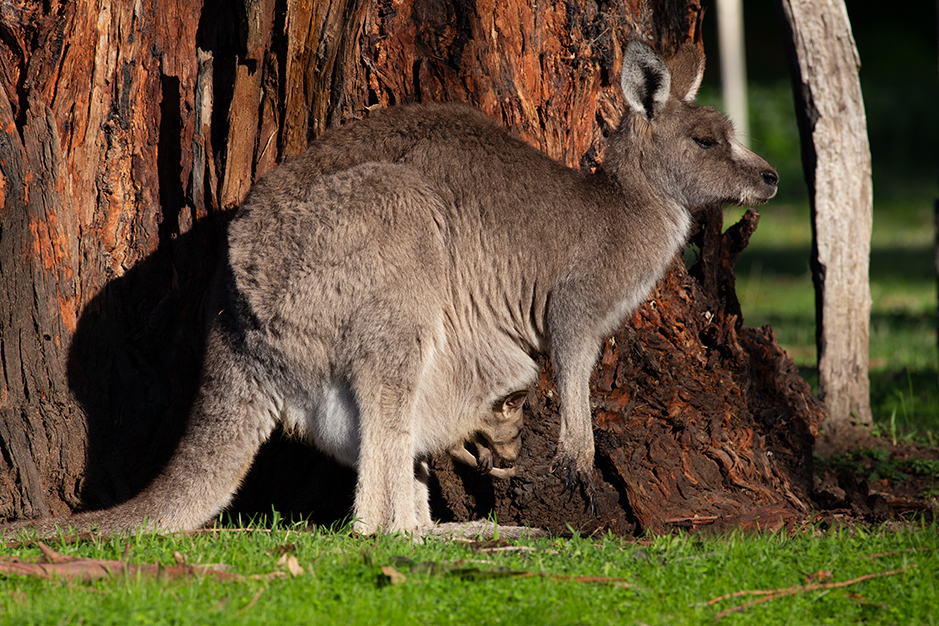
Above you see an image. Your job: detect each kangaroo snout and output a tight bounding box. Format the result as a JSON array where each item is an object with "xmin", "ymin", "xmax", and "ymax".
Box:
[
  {"xmin": 733, "ymin": 147, "xmax": 778, "ymax": 206},
  {"xmin": 750, "ymin": 166, "xmax": 779, "ymax": 204}
]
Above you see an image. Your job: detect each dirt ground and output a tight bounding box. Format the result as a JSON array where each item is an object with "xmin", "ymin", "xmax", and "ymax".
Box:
[
  {"xmin": 810, "ymin": 438, "xmax": 938, "ymax": 530},
  {"xmin": 425, "ymin": 433, "xmax": 938, "ymax": 536}
]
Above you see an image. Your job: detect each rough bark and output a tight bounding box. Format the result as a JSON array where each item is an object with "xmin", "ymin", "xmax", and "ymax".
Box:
[
  {"xmin": 1, "ymin": 0, "xmax": 224, "ymax": 519},
  {"xmin": 775, "ymin": 0, "xmax": 873, "ymax": 454},
  {"xmin": 2, "ymin": 0, "xmax": 823, "ymax": 533}
]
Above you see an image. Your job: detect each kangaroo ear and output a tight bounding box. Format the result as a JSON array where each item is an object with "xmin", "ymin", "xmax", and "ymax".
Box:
[
  {"xmin": 620, "ymin": 41, "xmax": 672, "ymax": 121},
  {"xmin": 667, "ymin": 43, "xmax": 705, "ymax": 102}
]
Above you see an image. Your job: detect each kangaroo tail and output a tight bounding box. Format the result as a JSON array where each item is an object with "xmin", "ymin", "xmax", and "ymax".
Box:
[{"xmin": 3, "ymin": 311, "xmax": 278, "ymax": 540}]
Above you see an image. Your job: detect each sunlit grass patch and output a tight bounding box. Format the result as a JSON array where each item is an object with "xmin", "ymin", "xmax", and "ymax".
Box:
[{"xmin": 2, "ymin": 519, "xmax": 937, "ymax": 625}]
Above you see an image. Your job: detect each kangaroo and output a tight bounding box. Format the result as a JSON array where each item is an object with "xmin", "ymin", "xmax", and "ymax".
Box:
[
  {"xmin": 448, "ymin": 390, "xmax": 528, "ymax": 479},
  {"xmin": 3, "ymin": 41, "xmax": 777, "ymax": 538}
]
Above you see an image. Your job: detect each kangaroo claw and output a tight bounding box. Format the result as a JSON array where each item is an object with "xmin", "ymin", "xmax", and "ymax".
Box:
[{"xmin": 551, "ymin": 456, "xmax": 597, "ymax": 515}]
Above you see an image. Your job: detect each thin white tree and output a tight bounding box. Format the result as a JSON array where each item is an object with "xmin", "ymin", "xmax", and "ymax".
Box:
[
  {"xmin": 777, "ymin": 0, "xmax": 873, "ymax": 453},
  {"xmin": 716, "ymin": 0, "xmax": 749, "ymax": 145}
]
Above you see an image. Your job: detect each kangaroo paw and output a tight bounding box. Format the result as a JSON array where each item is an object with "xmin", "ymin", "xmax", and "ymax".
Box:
[
  {"xmin": 551, "ymin": 455, "xmax": 597, "ymax": 515},
  {"xmin": 551, "ymin": 454, "xmax": 581, "ymax": 492},
  {"xmin": 582, "ymin": 475, "xmax": 598, "ymax": 516}
]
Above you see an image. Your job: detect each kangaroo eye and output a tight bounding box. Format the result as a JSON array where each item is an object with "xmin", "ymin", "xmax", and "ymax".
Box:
[{"xmin": 694, "ymin": 137, "xmax": 717, "ymax": 149}]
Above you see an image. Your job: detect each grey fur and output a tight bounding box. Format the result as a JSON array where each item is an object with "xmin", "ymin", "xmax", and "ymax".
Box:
[{"xmin": 3, "ymin": 41, "xmax": 777, "ymax": 538}]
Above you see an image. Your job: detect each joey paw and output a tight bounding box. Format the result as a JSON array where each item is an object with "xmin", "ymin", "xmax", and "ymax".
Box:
[{"xmin": 488, "ymin": 466, "xmax": 516, "ymax": 479}]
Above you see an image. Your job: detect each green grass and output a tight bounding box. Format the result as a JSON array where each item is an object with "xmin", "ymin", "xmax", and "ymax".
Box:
[
  {"xmin": 2, "ymin": 519, "xmax": 938, "ymax": 625},
  {"xmin": 824, "ymin": 447, "xmax": 939, "ymax": 487}
]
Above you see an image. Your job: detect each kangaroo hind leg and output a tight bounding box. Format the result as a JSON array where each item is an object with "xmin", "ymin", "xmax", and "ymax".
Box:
[
  {"xmin": 349, "ymin": 342, "xmax": 431, "ymax": 536},
  {"xmin": 351, "ymin": 381, "xmax": 424, "ymax": 535}
]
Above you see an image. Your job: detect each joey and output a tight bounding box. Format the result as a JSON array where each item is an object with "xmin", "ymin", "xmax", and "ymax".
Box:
[{"xmin": 448, "ymin": 390, "xmax": 528, "ymax": 479}]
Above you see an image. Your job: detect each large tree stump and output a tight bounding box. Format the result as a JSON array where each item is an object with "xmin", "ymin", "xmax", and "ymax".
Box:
[{"xmin": 1, "ymin": 0, "xmax": 825, "ymax": 533}]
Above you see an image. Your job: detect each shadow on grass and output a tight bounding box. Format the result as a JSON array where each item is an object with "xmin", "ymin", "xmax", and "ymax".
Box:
[
  {"xmin": 870, "ymin": 247, "xmax": 937, "ymax": 283},
  {"xmin": 870, "ymin": 367, "xmax": 939, "ymax": 437},
  {"xmin": 736, "ymin": 245, "xmax": 936, "ymax": 283},
  {"xmin": 736, "ymin": 247, "xmax": 810, "ymax": 279}
]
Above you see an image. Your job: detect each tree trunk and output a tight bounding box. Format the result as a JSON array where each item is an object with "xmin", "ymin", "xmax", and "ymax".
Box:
[
  {"xmin": 934, "ymin": 0, "xmax": 939, "ymax": 393},
  {"xmin": 1, "ymin": 0, "xmax": 823, "ymax": 533},
  {"xmin": 775, "ymin": 0, "xmax": 873, "ymax": 454},
  {"xmin": 715, "ymin": 0, "xmax": 749, "ymax": 145}
]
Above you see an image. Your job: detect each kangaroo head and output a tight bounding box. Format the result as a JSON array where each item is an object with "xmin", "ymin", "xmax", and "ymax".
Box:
[
  {"xmin": 615, "ymin": 41, "xmax": 778, "ymax": 208},
  {"xmin": 477, "ymin": 390, "xmax": 528, "ymax": 463}
]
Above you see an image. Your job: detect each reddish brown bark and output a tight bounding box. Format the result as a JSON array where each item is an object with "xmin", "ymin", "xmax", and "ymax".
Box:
[{"xmin": 1, "ymin": 0, "xmax": 824, "ymax": 533}]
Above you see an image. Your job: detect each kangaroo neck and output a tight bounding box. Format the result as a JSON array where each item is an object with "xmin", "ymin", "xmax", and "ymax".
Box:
[{"xmin": 594, "ymin": 133, "xmax": 693, "ymax": 264}]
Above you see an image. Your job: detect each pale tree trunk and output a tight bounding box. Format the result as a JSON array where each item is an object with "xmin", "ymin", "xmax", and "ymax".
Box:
[
  {"xmin": 716, "ymin": 0, "xmax": 749, "ymax": 145},
  {"xmin": 776, "ymin": 0, "xmax": 873, "ymax": 454}
]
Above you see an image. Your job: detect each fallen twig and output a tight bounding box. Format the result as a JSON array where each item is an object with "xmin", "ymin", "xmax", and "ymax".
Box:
[
  {"xmin": 0, "ymin": 542, "xmax": 249, "ymax": 583},
  {"xmin": 515, "ymin": 571, "xmax": 640, "ymax": 588},
  {"xmin": 5, "ymin": 532, "xmax": 99, "ymax": 550},
  {"xmin": 4, "ymin": 525, "xmax": 289, "ymax": 550},
  {"xmin": 863, "ymin": 547, "xmax": 933, "ymax": 560},
  {"xmin": 475, "ymin": 545, "xmax": 540, "ymax": 554},
  {"xmin": 709, "ymin": 565, "xmax": 917, "ymax": 620},
  {"xmin": 385, "ymin": 556, "xmax": 644, "ymax": 590},
  {"xmin": 238, "ymin": 587, "xmax": 266, "ymax": 614}
]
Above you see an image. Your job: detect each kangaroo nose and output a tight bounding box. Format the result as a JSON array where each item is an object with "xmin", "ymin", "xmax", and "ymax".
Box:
[{"xmin": 761, "ymin": 169, "xmax": 779, "ymax": 187}]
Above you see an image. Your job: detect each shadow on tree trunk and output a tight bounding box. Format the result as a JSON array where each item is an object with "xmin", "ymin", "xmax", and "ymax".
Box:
[{"xmin": 65, "ymin": 210, "xmax": 357, "ymax": 528}]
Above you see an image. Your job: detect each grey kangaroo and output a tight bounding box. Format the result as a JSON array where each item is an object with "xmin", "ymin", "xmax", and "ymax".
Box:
[
  {"xmin": 448, "ymin": 390, "xmax": 528, "ymax": 479},
  {"xmin": 4, "ymin": 41, "xmax": 777, "ymax": 538}
]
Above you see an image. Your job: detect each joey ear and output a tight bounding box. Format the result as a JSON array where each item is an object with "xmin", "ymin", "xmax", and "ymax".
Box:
[
  {"xmin": 620, "ymin": 41, "xmax": 672, "ymax": 121},
  {"xmin": 502, "ymin": 390, "xmax": 529, "ymax": 412},
  {"xmin": 667, "ymin": 43, "xmax": 705, "ymax": 102}
]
